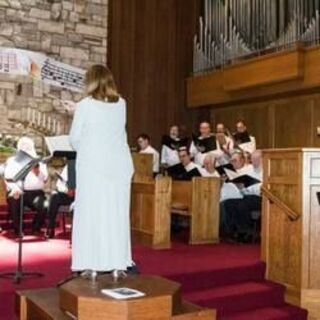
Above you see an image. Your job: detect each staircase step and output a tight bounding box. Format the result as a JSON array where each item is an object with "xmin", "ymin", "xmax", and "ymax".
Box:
[
  {"xmin": 184, "ymin": 281, "xmax": 285, "ymax": 317},
  {"xmin": 172, "ymin": 262, "xmax": 266, "ymax": 291},
  {"xmin": 224, "ymin": 304, "xmax": 308, "ymax": 320}
]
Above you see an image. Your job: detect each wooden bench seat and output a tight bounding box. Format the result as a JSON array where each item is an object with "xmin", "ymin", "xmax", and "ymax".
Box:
[{"xmin": 171, "ymin": 177, "xmax": 221, "ymax": 245}]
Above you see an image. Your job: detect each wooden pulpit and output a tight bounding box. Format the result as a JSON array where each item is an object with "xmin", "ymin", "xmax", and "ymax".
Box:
[{"xmin": 261, "ymin": 148, "xmax": 320, "ymax": 320}]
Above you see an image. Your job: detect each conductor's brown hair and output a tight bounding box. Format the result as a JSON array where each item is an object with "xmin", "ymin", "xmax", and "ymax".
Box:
[{"xmin": 85, "ymin": 64, "xmax": 119, "ymax": 103}]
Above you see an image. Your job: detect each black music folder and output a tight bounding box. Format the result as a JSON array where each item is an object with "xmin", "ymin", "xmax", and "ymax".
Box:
[
  {"xmin": 224, "ymin": 168, "xmax": 260, "ymax": 188},
  {"xmin": 233, "ymin": 131, "xmax": 251, "ymax": 145},
  {"xmin": 161, "ymin": 135, "xmax": 189, "ymax": 150},
  {"xmin": 231, "ymin": 175, "xmax": 260, "ymax": 188},
  {"xmin": 216, "ymin": 163, "xmax": 236, "ymax": 176},
  {"xmin": 192, "ymin": 134, "xmax": 217, "ymax": 153},
  {"xmin": 166, "ymin": 163, "xmax": 201, "ymax": 181}
]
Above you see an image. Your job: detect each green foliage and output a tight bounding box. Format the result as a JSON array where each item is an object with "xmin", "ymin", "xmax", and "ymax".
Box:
[{"xmin": 0, "ymin": 145, "xmax": 15, "ymax": 154}]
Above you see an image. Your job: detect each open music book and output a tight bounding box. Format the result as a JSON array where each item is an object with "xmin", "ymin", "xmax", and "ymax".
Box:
[
  {"xmin": 45, "ymin": 135, "xmax": 75, "ymax": 159},
  {"xmin": 101, "ymin": 287, "xmax": 145, "ymax": 300},
  {"xmin": 224, "ymin": 168, "xmax": 260, "ymax": 188}
]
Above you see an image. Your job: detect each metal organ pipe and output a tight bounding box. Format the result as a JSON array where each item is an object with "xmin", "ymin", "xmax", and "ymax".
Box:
[{"xmin": 193, "ymin": 0, "xmax": 320, "ymax": 74}]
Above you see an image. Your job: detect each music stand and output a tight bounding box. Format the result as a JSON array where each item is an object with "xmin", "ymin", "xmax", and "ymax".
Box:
[{"xmin": 0, "ymin": 150, "xmax": 45, "ymax": 283}]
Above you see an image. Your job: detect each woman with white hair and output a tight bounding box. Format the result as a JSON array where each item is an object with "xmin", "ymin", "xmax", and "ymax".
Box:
[{"xmin": 4, "ymin": 136, "xmax": 48, "ymax": 236}]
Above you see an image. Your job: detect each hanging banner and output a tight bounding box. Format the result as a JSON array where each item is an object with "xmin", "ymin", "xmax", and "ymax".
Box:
[{"xmin": 0, "ymin": 47, "xmax": 85, "ymax": 93}]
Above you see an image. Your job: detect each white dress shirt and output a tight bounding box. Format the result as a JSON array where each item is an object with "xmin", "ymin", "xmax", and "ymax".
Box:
[
  {"xmin": 4, "ymin": 156, "xmax": 48, "ymax": 193},
  {"xmin": 56, "ymin": 165, "xmax": 68, "ymax": 194},
  {"xmin": 241, "ymin": 165, "xmax": 262, "ymax": 196},
  {"xmin": 140, "ymin": 145, "xmax": 160, "ymax": 173},
  {"xmin": 238, "ymin": 136, "xmax": 256, "ymax": 154},
  {"xmin": 161, "ymin": 145, "xmax": 180, "ymax": 167},
  {"xmin": 220, "ymin": 164, "xmax": 261, "ymax": 202},
  {"xmin": 189, "ymin": 138, "xmax": 217, "ymax": 166},
  {"xmin": 184, "ymin": 161, "xmax": 201, "ymax": 172}
]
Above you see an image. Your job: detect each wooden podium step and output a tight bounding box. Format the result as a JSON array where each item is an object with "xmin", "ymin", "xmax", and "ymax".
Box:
[{"xmin": 16, "ymin": 275, "xmax": 216, "ymax": 320}]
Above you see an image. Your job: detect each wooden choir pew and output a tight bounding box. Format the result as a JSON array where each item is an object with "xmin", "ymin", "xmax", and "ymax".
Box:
[
  {"xmin": 131, "ymin": 176, "xmax": 172, "ymax": 249},
  {"xmin": 171, "ymin": 177, "xmax": 221, "ymax": 245},
  {"xmin": 131, "ymin": 176, "xmax": 221, "ymax": 249}
]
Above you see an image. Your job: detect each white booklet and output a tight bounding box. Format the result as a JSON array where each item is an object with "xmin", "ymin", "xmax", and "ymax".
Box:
[
  {"xmin": 101, "ymin": 287, "xmax": 145, "ymax": 300},
  {"xmin": 44, "ymin": 135, "xmax": 74, "ymax": 157}
]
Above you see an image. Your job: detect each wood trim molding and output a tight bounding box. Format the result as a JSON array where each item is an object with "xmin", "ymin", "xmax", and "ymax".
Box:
[
  {"xmin": 187, "ymin": 43, "xmax": 320, "ymax": 107},
  {"xmin": 261, "ymin": 186, "xmax": 300, "ymax": 221}
]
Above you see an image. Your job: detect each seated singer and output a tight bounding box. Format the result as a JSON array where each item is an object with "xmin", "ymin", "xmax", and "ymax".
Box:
[
  {"xmin": 4, "ymin": 137, "xmax": 48, "ymax": 236},
  {"xmin": 46, "ymin": 163, "xmax": 75, "ymax": 239}
]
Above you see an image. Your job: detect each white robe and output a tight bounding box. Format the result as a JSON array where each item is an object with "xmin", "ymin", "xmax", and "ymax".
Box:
[{"xmin": 69, "ymin": 97, "xmax": 134, "ymax": 272}]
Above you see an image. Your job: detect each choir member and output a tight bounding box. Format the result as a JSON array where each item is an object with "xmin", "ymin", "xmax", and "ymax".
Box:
[
  {"xmin": 167, "ymin": 147, "xmax": 218, "ymax": 180},
  {"xmin": 45, "ymin": 163, "xmax": 75, "ymax": 239},
  {"xmin": 161, "ymin": 125, "xmax": 188, "ymax": 167},
  {"xmin": 221, "ymin": 150, "xmax": 263, "ymax": 242},
  {"xmin": 137, "ymin": 133, "xmax": 160, "ymax": 174},
  {"xmin": 201, "ymin": 154, "xmax": 220, "ymax": 177},
  {"xmin": 167, "ymin": 147, "xmax": 202, "ymax": 180},
  {"xmin": 233, "ymin": 120, "xmax": 256, "ymax": 154},
  {"xmin": 70, "ymin": 64, "xmax": 135, "ymax": 278},
  {"xmin": 189, "ymin": 121, "xmax": 217, "ymax": 166},
  {"xmin": 220, "ymin": 151, "xmax": 249, "ymax": 202},
  {"xmin": 215, "ymin": 123, "xmax": 234, "ymax": 165},
  {"xmin": 4, "ymin": 137, "xmax": 48, "ymax": 236}
]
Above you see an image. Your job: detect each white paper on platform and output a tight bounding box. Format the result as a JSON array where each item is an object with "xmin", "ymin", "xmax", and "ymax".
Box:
[{"xmin": 101, "ymin": 287, "xmax": 145, "ymax": 300}]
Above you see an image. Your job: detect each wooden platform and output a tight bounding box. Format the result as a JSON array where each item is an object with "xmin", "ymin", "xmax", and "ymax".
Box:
[{"xmin": 16, "ymin": 275, "xmax": 215, "ymax": 320}]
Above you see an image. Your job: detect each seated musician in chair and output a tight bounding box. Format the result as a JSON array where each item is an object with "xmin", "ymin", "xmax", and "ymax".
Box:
[
  {"xmin": 4, "ymin": 137, "xmax": 48, "ymax": 237},
  {"xmin": 46, "ymin": 163, "xmax": 75, "ymax": 239}
]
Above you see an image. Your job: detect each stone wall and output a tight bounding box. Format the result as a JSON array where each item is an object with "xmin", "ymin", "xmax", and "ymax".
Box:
[{"xmin": 0, "ymin": 0, "xmax": 108, "ymax": 152}]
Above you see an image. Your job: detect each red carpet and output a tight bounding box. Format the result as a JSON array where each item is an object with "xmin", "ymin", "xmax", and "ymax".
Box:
[{"xmin": 0, "ymin": 205, "xmax": 307, "ymax": 320}]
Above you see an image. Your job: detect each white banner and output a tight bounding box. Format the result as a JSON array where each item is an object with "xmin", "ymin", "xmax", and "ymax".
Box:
[{"xmin": 0, "ymin": 47, "xmax": 85, "ymax": 93}]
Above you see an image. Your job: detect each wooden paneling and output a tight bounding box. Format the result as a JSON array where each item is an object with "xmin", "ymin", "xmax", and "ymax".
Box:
[
  {"xmin": 108, "ymin": 0, "xmax": 207, "ymax": 147},
  {"xmin": 261, "ymin": 148, "xmax": 320, "ymax": 320},
  {"xmin": 210, "ymin": 93, "xmax": 320, "ymax": 149},
  {"xmin": 223, "ymin": 47, "xmax": 304, "ymax": 92}
]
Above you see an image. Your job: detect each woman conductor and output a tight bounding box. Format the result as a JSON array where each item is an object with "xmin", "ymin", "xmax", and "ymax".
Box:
[{"xmin": 69, "ymin": 64, "xmax": 134, "ymax": 278}]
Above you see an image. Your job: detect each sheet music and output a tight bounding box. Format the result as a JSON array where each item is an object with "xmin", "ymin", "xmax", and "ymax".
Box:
[
  {"xmin": 41, "ymin": 58, "xmax": 84, "ymax": 92},
  {"xmin": 45, "ymin": 135, "xmax": 74, "ymax": 156},
  {"xmin": 0, "ymin": 47, "xmax": 85, "ymax": 92}
]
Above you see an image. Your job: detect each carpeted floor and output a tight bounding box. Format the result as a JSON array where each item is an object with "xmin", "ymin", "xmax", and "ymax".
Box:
[{"xmin": 0, "ymin": 229, "xmax": 308, "ymax": 320}]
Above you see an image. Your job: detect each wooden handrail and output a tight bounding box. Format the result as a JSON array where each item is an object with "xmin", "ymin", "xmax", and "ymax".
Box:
[{"xmin": 261, "ymin": 186, "xmax": 300, "ymax": 221}]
